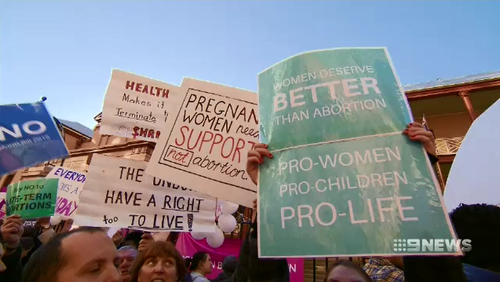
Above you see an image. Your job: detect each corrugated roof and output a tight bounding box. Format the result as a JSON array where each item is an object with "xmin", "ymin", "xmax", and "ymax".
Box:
[
  {"xmin": 58, "ymin": 118, "xmax": 94, "ymax": 138},
  {"xmin": 403, "ymin": 71, "xmax": 500, "ymax": 92}
]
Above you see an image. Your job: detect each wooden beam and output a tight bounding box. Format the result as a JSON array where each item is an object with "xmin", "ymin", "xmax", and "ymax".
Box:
[
  {"xmin": 438, "ymin": 155, "xmax": 455, "ymax": 163},
  {"xmin": 459, "ymin": 91, "xmax": 477, "ymax": 121}
]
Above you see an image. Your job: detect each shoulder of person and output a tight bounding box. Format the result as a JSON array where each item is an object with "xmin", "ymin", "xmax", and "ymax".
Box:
[
  {"xmin": 192, "ymin": 277, "xmax": 210, "ymax": 282},
  {"xmin": 191, "ymin": 273, "xmax": 210, "ymax": 282}
]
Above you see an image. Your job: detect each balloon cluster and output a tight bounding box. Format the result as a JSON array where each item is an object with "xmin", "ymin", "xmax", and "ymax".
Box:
[
  {"xmin": 49, "ymin": 215, "xmax": 62, "ymax": 226},
  {"xmin": 190, "ymin": 201, "xmax": 239, "ymax": 248}
]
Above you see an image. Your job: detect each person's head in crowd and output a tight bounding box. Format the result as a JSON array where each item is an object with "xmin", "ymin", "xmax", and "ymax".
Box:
[
  {"xmin": 118, "ymin": 246, "xmax": 138, "ymax": 282},
  {"xmin": 22, "ymin": 227, "xmax": 120, "ymax": 282},
  {"xmin": 184, "ymin": 257, "xmax": 192, "ymax": 272},
  {"xmin": 450, "ymin": 203, "xmax": 500, "ymax": 272},
  {"xmin": 324, "ymin": 260, "xmax": 372, "ymax": 282},
  {"xmin": 130, "ymin": 241, "xmax": 187, "ymax": 282},
  {"xmin": 123, "ymin": 231, "xmax": 144, "ymax": 249},
  {"xmin": 189, "ymin": 251, "xmax": 212, "ymax": 276},
  {"xmin": 222, "ymin": 255, "xmax": 238, "ymax": 275},
  {"xmin": 20, "ymin": 225, "xmax": 36, "ymax": 256}
]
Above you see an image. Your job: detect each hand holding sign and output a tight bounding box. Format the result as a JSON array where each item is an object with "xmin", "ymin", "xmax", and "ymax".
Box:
[
  {"xmin": 402, "ymin": 122, "xmax": 436, "ymax": 156},
  {"xmin": 138, "ymin": 233, "xmax": 154, "ymax": 253},
  {"xmin": 111, "ymin": 229, "xmax": 124, "ymax": 247},
  {"xmin": 1, "ymin": 215, "xmax": 23, "ymax": 249},
  {"xmin": 246, "ymin": 143, "xmax": 273, "ymax": 185}
]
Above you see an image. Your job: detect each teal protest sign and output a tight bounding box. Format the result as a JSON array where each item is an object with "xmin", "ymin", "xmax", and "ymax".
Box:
[
  {"xmin": 258, "ymin": 48, "xmax": 412, "ymax": 151},
  {"xmin": 258, "ymin": 48, "xmax": 456, "ymax": 257},
  {"xmin": 6, "ymin": 178, "xmax": 58, "ymax": 219}
]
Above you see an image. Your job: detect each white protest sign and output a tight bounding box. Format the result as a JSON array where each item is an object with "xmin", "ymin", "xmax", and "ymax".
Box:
[
  {"xmin": 74, "ymin": 154, "xmax": 216, "ymax": 232},
  {"xmin": 146, "ymin": 78, "xmax": 259, "ymax": 207},
  {"xmin": 106, "ymin": 227, "xmax": 120, "ymax": 238},
  {"xmin": 100, "ymin": 69, "xmax": 180, "ymax": 142},
  {"xmin": 46, "ymin": 166, "xmax": 86, "ymax": 220}
]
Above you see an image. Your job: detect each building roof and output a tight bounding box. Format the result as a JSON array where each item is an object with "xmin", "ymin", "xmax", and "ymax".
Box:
[
  {"xmin": 58, "ymin": 118, "xmax": 94, "ymax": 138},
  {"xmin": 403, "ymin": 71, "xmax": 500, "ymax": 92}
]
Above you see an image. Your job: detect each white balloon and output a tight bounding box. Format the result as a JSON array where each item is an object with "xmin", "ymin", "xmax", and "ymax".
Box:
[
  {"xmin": 50, "ymin": 215, "xmax": 61, "ymax": 226},
  {"xmin": 191, "ymin": 232, "xmax": 207, "ymax": 240},
  {"xmin": 222, "ymin": 201, "xmax": 239, "ymax": 215},
  {"xmin": 206, "ymin": 227, "xmax": 224, "ymax": 248},
  {"xmin": 218, "ymin": 214, "xmax": 237, "ymax": 233}
]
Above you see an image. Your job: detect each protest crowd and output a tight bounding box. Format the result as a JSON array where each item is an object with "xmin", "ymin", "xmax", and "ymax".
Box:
[{"xmin": 1, "ymin": 47, "xmax": 499, "ymax": 282}]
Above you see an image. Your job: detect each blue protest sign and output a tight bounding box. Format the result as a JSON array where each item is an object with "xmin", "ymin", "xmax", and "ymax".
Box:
[{"xmin": 0, "ymin": 102, "xmax": 69, "ymax": 176}]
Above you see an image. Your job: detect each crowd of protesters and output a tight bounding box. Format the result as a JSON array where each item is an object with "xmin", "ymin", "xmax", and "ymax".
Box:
[{"xmin": 1, "ymin": 122, "xmax": 499, "ymax": 281}]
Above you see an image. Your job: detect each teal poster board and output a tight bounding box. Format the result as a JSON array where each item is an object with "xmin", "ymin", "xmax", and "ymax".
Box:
[
  {"xmin": 6, "ymin": 178, "xmax": 58, "ymax": 219},
  {"xmin": 257, "ymin": 48, "xmax": 457, "ymax": 257}
]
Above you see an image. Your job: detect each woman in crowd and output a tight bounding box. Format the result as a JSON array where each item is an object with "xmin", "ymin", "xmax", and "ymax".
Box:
[
  {"xmin": 130, "ymin": 240, "xmax": 187, "ymax": 282},
  {"xmin": 188, "ymin": 252, "xmax": 212, "ymax": 282},
  {"xmin": 324, "ymin": 260, "xmax": 372, "ymax": 282}
]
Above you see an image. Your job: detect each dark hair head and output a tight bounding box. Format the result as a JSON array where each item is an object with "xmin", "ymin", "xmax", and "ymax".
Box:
[
  {"xmin": 450, "ymin": 203, "xmax": 500, "ymax": 269},
  {"xmin": 22, "ymin": 227, "xmax": 105, "ymax": 282},
  {"xmin": 184, "ymin": 257, "xmax": 193, "ymax": 271},
  {"xmin": 222, "ymin": 255, "xmax": 238, "ymax": 273},
  {"xmin": 189, "ymin": 252, "xmax": 208, "ymax": 271},
  {"xmin": 123, "ymin": 231, "xmax": 144, "ymax": 249},
  {"xmin": 324, "ymin": 260, "xmax": 371, "ymax": 282},
  {"xmin": 130, "ymin": 241, "xmax": 186, "ymax": 282},
  {"xmin": 22, "ymin": 226, "xmax": 37, "ymax": 238}
]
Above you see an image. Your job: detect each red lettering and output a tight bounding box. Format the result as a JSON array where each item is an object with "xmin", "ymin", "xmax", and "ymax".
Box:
[
  {"xmin": 210, "ymin": 134, "xmax": 223, "ymax": 154},
  {"xmin": 124, "ymin": 80, "xmax": 169, "ymax": 99},
  {"xmin": 221, "ymin": 137, "xmax": 234, "ymax": 159},
  {"xmin": 147, "ymin": 129, "xmax": 155, "ymax": 138},
  {"xmin": 233, "ymin": 138, "xmax": 245, "ymax": 163},
  {"xmin": 126, "ymin": 80, "xmax": 135, "ymax": 90},
  {"xmin": 135, "ymin": 83, "xmax": 143, "ymax": 92},
  {"xmin": 248, "ymin": 140, "xmax": 256, "ymax": 150},
  {"xmin": 133, "ymin": 126, "xmax": 140, "ymax": 139},
  {"xmin": 167, "ymin": 149, "xmax": 189, "ymax": 164},
  {"xmin": 132, "ymin": 126, "xmax": 160, "ymax": 139},
  {"xmin": 175, "ymin": 126, "xmax": 253, "ymax": 163},
  {"xmin": 175, "ymin": 126, "xmax": 189, "ymax": 146},
  {"xmin": 199, "ymin": 131, "xmax": 214, "ymax": 150}
]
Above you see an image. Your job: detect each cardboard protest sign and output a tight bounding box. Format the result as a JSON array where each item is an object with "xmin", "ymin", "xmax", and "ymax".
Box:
[
  {"xmin": 0, "ymin": 102, "xmax": 69, "ymax": 177},
  {"xmin": 46, "ymin": 166, "xmax": 86, "ymax": 219},
  {"xmin": 6, "ymin": 178, "xmax": 59, "ymax": 219},
  {"xmin": 257, "ymin": 48, "xmax": 457, "ymax": 257},
  {"xmin": 100, "ymin": 69, "xmax": 180, "ymax": 142},
  {"xmin": 74, "ymin": 154, "xmax": 216, "ymax": 232},
  {"xmin": 146, "ymin": 79, "xmax": 259, "ymax": 207}
]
